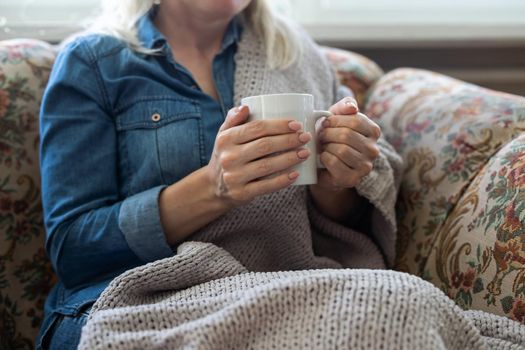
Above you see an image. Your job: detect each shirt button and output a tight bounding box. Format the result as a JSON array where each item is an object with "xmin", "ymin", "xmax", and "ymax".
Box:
[{"xmin": 151, "ymin": 113, "xmax": 161, "ymax": 122}]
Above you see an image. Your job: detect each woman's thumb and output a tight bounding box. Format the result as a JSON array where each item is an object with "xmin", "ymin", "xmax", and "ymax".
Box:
[{"xmin": 220, "ymin": 106, "xmax": 250, "ymax": 132}]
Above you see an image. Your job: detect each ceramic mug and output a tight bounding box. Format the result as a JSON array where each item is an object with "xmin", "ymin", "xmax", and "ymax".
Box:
[{"xmin": 241, "ymin": 93, "xmax": 331, "ymax": 185}]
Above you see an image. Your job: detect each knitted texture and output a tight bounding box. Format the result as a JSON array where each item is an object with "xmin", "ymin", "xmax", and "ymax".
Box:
[
  {"xmin": 79, "ymin": 243, "xmax": 525, "ymax": 349},
  {"xmin": 464, "ymin": 311, "xmax": 525, "ymax": 349},
  {"xmin": 78, "ymin": 23, "xmax": 412, "ymax": 348}
]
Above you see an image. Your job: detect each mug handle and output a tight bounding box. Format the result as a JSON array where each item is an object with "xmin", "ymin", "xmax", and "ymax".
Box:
[{"xmin": 312, "ymin": 110, "xmax": 333, "ymax": 169}]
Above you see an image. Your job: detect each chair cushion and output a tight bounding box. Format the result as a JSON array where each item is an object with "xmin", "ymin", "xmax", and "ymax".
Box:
[
  {"xmin": 0, "ymin": 39, "xmax": 57, "ymax": 348},
  {"xmin": 424, "ymin": 134, "xmax": 525, "ymax": 323},
  {"xmin": 365, "ymin": 68, "xmax": 525, "ymax": 322}
]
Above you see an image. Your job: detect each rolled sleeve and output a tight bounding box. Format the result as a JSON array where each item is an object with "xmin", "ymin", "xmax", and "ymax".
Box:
[{"xmin": 119, "ymin": 185, "xmax": 174, "ymax": 262}]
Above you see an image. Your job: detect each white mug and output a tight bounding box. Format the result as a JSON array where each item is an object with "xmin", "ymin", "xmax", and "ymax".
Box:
[{"xmin": 241, "ymin": 93, "xmax": 332, "ymax": 185}]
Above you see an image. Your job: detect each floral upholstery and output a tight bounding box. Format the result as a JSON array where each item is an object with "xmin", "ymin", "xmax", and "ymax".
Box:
[
  {"xmin": 0, "ymin": 39, "xmax": 56, "ymax": 350},
  {"xmin": 1, "ymin": 40, "xmax": 524, "ymax": 348},
  {"xmin": 425, "ymin": 134, "xmax": 525, "ymax": 323},
  {"xmin": 321, "ymin": 47, "xmax": 384, "ymax": 107},
  {"xmin": 365, "ymin": 68, "xmax": 525, "ymax": 323}
]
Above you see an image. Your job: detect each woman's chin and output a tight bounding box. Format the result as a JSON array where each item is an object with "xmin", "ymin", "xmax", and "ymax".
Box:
[{"xmin": 186, "ymin": 0, "xmax": 252, "ymax": 20}]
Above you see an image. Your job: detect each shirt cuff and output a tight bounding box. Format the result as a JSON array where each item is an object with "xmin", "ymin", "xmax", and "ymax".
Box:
[{"xmin": 118, "ymin": 185, "xmax": 174, "ymax": 262}]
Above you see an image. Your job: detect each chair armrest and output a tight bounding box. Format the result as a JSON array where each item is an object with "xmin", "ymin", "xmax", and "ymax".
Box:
[{"xmin": 365, "ymin": 67, "xmax": 525, "ymax": 322}]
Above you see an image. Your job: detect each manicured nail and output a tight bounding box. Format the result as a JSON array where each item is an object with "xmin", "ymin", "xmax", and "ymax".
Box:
[
  {"xmin": 288, "ymin": 171, "xmax": 300, "ymax": 180},
  {"xmin": 345, "ymin": 98, "xmax": 358, "ymax": 109},
  {"xmin": 298, "ymin": 132, "xmax": 312, "ymax": 143},
  {"xmin": 232, "ymin": 106, "xmax": 241, "ymax": 115},
  {"xmin": 288, "ymin": 121, "xmax": 303, "ymax": 131},
  {"xmin": 236, "ymin": 106, "xmax": 248, "ymax": 116},
  {"xmin": 297, "ymin": 148, "xmax": 310, "ymax": 159}
]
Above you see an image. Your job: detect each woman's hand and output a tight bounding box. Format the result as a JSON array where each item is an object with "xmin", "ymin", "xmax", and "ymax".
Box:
[
  {"xmin": 315, "ymin": 97, "xmax": 381, "ymax": 191},
  {"xmin": 207, "ymin": 105, "xmax": 312, "ymax": 207},
  {"xmin": 160, "ymin": 105, "xmax": 311, "ymax": 245},
  {"xmin": 308, "ymin": 97, "xmax": 381, "ymax": 223}
]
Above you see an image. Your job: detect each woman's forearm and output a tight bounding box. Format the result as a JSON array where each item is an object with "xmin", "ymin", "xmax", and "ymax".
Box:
[
  {"xmin": 308, "ymin": 184, "xmax": 365, "ymax": 224},
  {"xmin": 159, "ymin": 165, "xmax": 231, "ymax": 246}
]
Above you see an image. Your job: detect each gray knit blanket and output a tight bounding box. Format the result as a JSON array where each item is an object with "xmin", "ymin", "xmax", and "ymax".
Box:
[{"xmin": 78, "ymin": 242, "xmax": 524, "ymax": 349}]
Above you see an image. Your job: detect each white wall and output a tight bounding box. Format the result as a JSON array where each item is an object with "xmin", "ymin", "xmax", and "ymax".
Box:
[
  {"xmin": 0, "ymin": 0, "xmax": 99, "ymax": 41},
  {"xmin": 286, "ymin": 0, "xmax": 525, "ymax": 44}
]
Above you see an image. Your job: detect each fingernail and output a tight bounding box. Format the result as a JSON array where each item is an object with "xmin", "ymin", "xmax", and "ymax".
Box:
[
  {"xmin": 235, "ymin": 106, "xmax": 247, "ymax": 116},
  {"xmin": 288, "ymin": 171, "xmax": 300, "ymax": 180},
  {"xmin": 297, "ymin": 148, "xmax": 310, "ymax": 159},
  {"xmin": 298, "ymin": 132, "xmax": 312, "ymax": 143},
  {"xmin": 288, "ymin": 121, "xmax": 303, "ymax": 131},
  {"xmin": 345, "ymin": 99, "xmax": 358, "ymax": 110},
  {"xmin": 322, "ymin": 120, "xmax": 330, "ymax": 128},
  {"xmin": 232, "ymin": 106, "xmax": 241, "ymax": 115}
]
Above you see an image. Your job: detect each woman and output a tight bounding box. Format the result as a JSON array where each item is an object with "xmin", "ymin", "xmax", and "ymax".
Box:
[{"xmin": 37, "ymin": 0, "xmax": 402, "ymax": 348}]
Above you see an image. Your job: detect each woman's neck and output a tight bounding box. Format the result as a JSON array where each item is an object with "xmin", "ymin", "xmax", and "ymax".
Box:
[{"xmin": 154, "ymin": 3, "xmax": 231, "ymax": 59}]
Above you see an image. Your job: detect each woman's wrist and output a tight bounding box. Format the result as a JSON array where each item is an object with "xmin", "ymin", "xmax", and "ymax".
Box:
[
  {"xmin": 308, "ymin": 184, "xmax": 364, "ymax": 224},
  {"xmin": 159, "ymin": 165, "xmax": 232, "ymax": 246}
]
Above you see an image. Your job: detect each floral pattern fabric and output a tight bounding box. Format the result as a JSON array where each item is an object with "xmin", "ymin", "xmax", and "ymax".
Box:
[
  {"xmin": 0, "ymin": 39, "xmax": 56, "ymax": 350},
  {"xmin": 365, "ymin": 67, "xmax": 525, "ymax": 323},
  {"xmin": 321, "ymin": 47, "xmax": 384, "ymax": 107},
  {"xmin": 424, "ymin": 134, "xmax": 525, "ymax": 323}
]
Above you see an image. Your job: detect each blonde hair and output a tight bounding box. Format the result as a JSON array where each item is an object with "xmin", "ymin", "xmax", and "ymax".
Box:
[{"xmin": 89, "ymin": 0, "xmax": 301, "ymax": 69}]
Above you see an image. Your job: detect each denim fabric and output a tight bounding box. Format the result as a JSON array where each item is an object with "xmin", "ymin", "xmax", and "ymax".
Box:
[
  {"xmin": 36, "ymin": 302, "xmax": 92, "ymax": 350},
  {"xmin": 37, "ymin": 10, "xmax": 239, "ymax": 348}
]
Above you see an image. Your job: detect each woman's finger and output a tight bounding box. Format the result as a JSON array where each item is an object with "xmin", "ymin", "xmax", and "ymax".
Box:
[
  {"xmin": 226, "ymin": 118, "xmax": 302, "ymax": 144},
  {"xmin": 329, "ymin": 96, "xmax": 359, "ymax": 115},
  {"xmin": 324, "ymin": 113, "xmax": 381, "ymax": 139},
  {"xmin": 235, "ymin": 131, "xmax": 311, "ymax": 164},
  {"xmin": 320, "ymin": 128, "xmax": 380, "ymax": 160},
  {"xmin": 244, "ymin": 170, "xmax": 300, "ymax": 198},
  {"xmin": 319, "ymin": 151, "xmax": 361, "ymax": 188},
  {"xmin": 219, "ymin": 105, "xmax": 250, "ymax": 132},
  {"xmin": 238, "ymin": 148, "xmax": 310, "ymax": 182},
  {"xmin": 323, "ymin": 143, "xmax": 363, "ymax": 170}
]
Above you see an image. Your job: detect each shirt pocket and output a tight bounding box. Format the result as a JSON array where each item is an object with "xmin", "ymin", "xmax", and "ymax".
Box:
[{"xmin": 115, "ymin": 97, "xmax": 203, "ymax": 195}]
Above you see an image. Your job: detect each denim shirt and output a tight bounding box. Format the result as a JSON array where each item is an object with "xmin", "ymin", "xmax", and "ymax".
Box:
[{"xmin": 37, "ymin": 11, "xmax": 240, "ymax": 343}]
